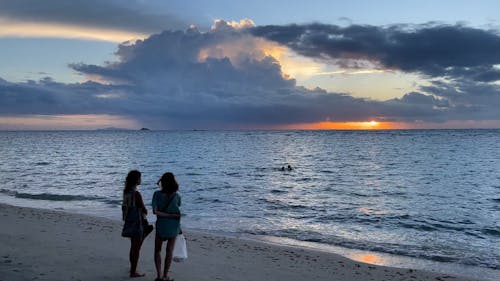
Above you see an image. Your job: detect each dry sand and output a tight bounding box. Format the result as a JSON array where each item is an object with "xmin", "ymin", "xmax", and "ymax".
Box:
[{"xmin": 0, "ymin": 203, "xmax": 483, "ymax": 281}]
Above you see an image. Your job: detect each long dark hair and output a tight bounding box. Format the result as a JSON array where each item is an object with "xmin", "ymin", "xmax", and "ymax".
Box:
[
  {"xmin": 124, "ymin": 170, "xmax": 141, "ymax": 193},
  {"xmin": 158, "ymin": 172, "xmax": 178, "ymax": 194}
]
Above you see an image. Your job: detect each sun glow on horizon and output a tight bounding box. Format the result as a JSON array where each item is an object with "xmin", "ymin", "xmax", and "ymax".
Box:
[{"xmin": 277, "ymin": 121, "xmax": 400, "ymax": 130}]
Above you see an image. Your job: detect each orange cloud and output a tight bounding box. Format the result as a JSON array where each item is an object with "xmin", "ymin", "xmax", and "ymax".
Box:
[
  {"xmin": 313, "ymin": 69, "xmax": 387, "ymax": 76},
  {"xmin": 198, "ymin": 37, "xmax": 285, "ymax": 64},
  {"xmin": 197, "ymin": 28, "xmax": 389, "ymax": 85},
  {"xmin": 197, "ymin": 35, "xmax": 329, "ymax": 82},
  {"xmin": 0, "ymin": 18, "xmax": 147, "ymax": 42}
]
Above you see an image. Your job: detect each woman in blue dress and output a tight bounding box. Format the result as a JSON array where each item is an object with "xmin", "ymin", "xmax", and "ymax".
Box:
[{"xmin": 152, "ymin": 172, "xmax": 182, "ymax": 281}]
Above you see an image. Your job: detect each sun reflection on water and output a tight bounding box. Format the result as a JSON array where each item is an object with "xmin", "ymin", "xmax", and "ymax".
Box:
[{"xmin": 349, "ymin": 253, "xmax": 386, "ymax": 265}]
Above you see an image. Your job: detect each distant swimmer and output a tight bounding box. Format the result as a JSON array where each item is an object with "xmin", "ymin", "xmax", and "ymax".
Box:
[
  {"xmin": 287, "ymin": 165, "xmax": 293, "ymax": 171},
  {"xmin": 280, "ymin": 166, "xmax": 285, "ymax": 171}
]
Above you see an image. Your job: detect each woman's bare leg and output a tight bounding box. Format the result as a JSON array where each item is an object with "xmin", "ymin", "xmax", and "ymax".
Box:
[
  {"xmin": 162, "ymin": 237, "xmax": 176, "ymax": 280},
  {"xmin": 129, "ymin": 237, "xmax": 145, "ymax": 277},
  {"xmin": 154, "ymin": 234, "xmax": 164, "ymax": 280}
]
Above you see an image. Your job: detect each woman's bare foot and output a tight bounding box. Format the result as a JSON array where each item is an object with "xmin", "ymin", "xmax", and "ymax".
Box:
[{"xmin": 130, "ymin": 272, "xmax": 145, "ymax": 278}]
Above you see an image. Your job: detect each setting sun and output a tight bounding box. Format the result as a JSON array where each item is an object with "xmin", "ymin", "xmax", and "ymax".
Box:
[{"xmin": 278, "ymin": 121, "xmax": 399, "ymax": 130}]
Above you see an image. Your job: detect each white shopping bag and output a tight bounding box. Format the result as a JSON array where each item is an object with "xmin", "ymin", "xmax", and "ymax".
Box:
[{"xmin": 173, "ymin": 234, "xmax": 188, "ymax": 262}]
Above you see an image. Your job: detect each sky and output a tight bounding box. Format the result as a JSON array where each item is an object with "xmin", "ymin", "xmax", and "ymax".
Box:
[{"xmin": 0, "ymin": 0, "xmax": 499, "ymax": 130}]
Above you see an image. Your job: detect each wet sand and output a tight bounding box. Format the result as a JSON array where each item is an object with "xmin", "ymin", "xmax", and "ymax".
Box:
[{"xmin": 0, "ymin": 203, "xmax": 482, "ymax": 281}]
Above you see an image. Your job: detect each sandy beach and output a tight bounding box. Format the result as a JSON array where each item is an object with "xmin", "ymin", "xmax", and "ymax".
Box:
[{"xmin": 0, "ymin": 203, "xmax": 484, "ymax": 281}]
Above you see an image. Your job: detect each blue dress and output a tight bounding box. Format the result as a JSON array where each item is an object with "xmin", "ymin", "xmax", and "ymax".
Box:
[{"xmin": 152, "ymin": 191, "xmax": 181, "ymax": 239}]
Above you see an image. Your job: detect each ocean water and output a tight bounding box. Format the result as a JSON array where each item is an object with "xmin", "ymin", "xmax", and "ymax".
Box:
[{"xmin": 0, "ymin": 130, "xmax": 499, "ymax": 279}]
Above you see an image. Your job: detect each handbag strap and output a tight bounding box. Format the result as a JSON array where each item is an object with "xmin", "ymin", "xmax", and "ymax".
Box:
[{"xmin": 132, "ymin": 191, "xmax": 136, "ymax": 207}]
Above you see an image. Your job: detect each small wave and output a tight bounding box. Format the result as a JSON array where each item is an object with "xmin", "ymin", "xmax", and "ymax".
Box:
[
  {"xmin": 315, "ymin": 213, "xmax": 387, "ymax": 224},
  {"xmin": 82, "ymin": 181, "xmax": 98, "ymax": 186},
  {"xmin": 102, "ymin": 199, "xmax": 122, "ymax": 206},
  {"xmin": 0, "ymin": 189, "xmax": 16, "ymax": 196},
  {"xmin": 481, "ymin": 228, "xmax": 500, "ymax": 237},
  {"xmin": 298, "ymin": 177, "xmax": 312, "ymax": 182},
  {"xmin": 15, "ymin": 192, "xmax": 101, "ymax": 201},
  {"xmin": 198, "ymin": 186, "xmax": 220, "ymax": 191},
  {"xmin": 0, "ymin": 189, "xmax": 103, "ymax": 202},
  {"xmin": 398, "ymin": 222, "xmax": 438, "ymax": 232},
  {"xmin": 380, "ymin": 191, "xmax": 407, "ymax": 197},
  {"xmin": 428, "ymin": 255, "xmax": 457, "ymax": 263},
  {"xmin": 194, "ymin": 196, "xmax": 205, "ymax": 203},
  {"xmin": 320, "ymin": 170, "xmax": 334, "ymax": 174},
  {"xmin": 258, "ymin": 198, "xmax": 308, "ymax": 211},
  {"xmin": 427, "ymin": 222, "xmax": 469, "ymax": 232},
  {"xmin": 463, "ymin": 231, "xmax": 486, "ymax": 239},
  {"xmin": 270, "ymin": 189, "xmax": 288, "ymax": 194},
  {"xmin": 289, "ymin": 204, "xmax": 308, "ymax": 210},
  {"xmin": 349, "ymin": 192, "xmax": 380, "ymax": 198}
]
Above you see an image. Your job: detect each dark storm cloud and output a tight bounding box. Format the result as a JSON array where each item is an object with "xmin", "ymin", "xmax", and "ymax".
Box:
[
  {"xmin": 383, "ymin": 78, "xmax": 500, "ymax": 122},
  {"xmin": 0, "ymin": 0, "xmax": 186, "ymax": 33},
  {"xmin": 251, "ymin": 23, "xmax": 500, "ymax": 81},
  {"xmin": 0, "ymin": 77, "xmax": 128, "ymax": 115},
  {"xmin": 1, "ymin": 21, "xmax": 499, "ymax": 128},
  {"xmin": 420, "ymin": 79, "xmax": 500, "ymax": 120}
]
